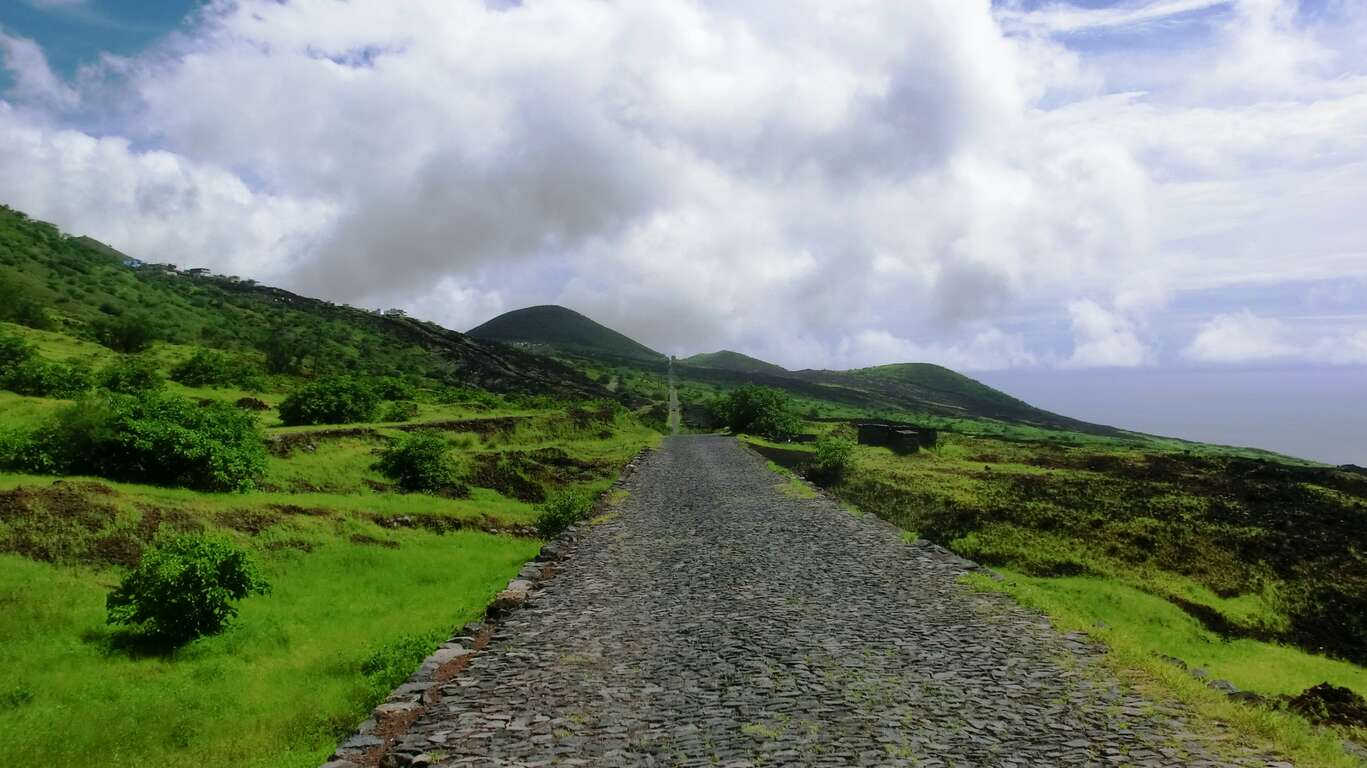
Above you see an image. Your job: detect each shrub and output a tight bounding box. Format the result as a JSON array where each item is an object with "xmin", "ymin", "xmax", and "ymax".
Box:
[
  {"xmin": 106, "ymin": 534, "xmax": 269, "ymax": 645},
  {"xmin": 97, "ymin": 355, "xmax": 164, "ymax": 394},
  {"xmin": 374, "ymin": 431, "xmax": 457, "ymax": 492},
  {"xmin": 1, "ymin": 357, "xmax": 92, "ymax": 398},
  {"xmin": 0, "ymin": 273, "xmax": 54, "ymax": 330},
  {"xmin": 10, "ymin": 391, "xmax": 266, "ymax": 491},
  {"xmin": 380, "ymin": 400, "xmax": 420, "ymax": 422},
  {"xmin": 92, "ymin": 313, "xmax": 156, "ymax": 353},
  {"xmin": 278, "ymin": 377, "xmax": 379, "ymax": 426},
  {"xmin": 170, "ymin": 349, "xmax": 253, "ymax": 388},
  {"xmin": 361, "ymin": 633, "xmax": 440, "ymax": 700},
  {"xmin": 535, "ymin": 489, "xmax": 594, "ymax": 539},
  {"xmin": 710, "ymin": 384, "xmax": 801, "ymax": 439},
  {"xmin": 372, "ymin": 376, "xmax": 416, "ymax": 401},
  {"xmin": 808, "ymin": 432, "xmax": 856, "ymax": 487},
  {"xmin": 0, "ymin": 332, "xmax": 35, "ymax": 377}
]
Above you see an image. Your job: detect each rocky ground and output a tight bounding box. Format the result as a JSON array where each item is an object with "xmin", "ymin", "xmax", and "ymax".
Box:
[{"xmin": 360, "ymin": 435, "xmax": 1292, "ymax": 767}]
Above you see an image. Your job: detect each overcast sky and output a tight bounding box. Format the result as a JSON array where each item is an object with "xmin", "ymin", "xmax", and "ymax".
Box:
[{"xmin": 1, "ymin": 0, "xmax": 1365, "ymax": 373}]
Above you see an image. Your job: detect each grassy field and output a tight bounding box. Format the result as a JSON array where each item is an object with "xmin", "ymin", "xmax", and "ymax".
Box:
[
  {"xmin": 0, "ymin": 405, "xmax": 657, "ymax": 767},
  {"xmin": 0, "ymin": 365, "xmax": 657, "ymax": 767}
]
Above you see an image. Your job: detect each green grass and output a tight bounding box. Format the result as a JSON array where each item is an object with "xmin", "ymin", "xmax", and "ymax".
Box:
[
  {"xmin": 0, "ymin": 530, "xmax": 538, "ymax": 768},
  {"xmin": 966, "ymin": 571, "xmax": 1366, "ymax": 768},
  {"xmin": 982, "ymin": 571, "xmax": 1366, "ymax": 697}
]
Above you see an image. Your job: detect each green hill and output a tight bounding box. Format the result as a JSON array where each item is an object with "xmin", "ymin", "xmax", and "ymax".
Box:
[
  {"xmin": 797, "ymin": 362, "xmax": 1109, "ymax": 433},
  {"xmin": 468, "ymin": 305, "xmax": 665, "ymax": 363},
  {"xmin": 679, "ymin": 350, "xmax": 788, "ymax": 376}
]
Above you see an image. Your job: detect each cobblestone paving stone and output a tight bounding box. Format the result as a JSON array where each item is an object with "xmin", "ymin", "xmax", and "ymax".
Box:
[{"xmin": 403, "ymin": 435, "xmax": 1290, "ymax": 767}]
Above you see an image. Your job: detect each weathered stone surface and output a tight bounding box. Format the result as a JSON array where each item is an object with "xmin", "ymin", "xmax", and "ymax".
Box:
[{"xmin": 383, "ymin": 436, "xmax": 1290, "ymax": 767}]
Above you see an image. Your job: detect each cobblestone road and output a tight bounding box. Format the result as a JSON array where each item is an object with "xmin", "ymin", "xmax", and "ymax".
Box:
[{"xmin": 406, "ymin": 436, "xmax": 1287, "ymax": 767}]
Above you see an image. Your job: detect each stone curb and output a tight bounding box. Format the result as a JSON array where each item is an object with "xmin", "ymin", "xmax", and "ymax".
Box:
[{"xmin": 321, "ymin": 446, "xmax": 655, "ymax": 768}]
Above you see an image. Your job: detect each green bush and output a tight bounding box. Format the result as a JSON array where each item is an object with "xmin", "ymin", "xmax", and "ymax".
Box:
[
  {"xmin": 360, "ymin": 632, "xmax": 440, "ymax": 700},
  {"xmin": 277, "ymin": 377, "xmax": 380, "ymax": 426},
  {"xmin": 92, "ymin": 313, "xmax": 156, "ymax": 353},
  {"xmin": 1, "ymin": 357, "xmax": 92, "ymax": 398},
  {"xmin": 0, "ymin": 273, "xmax": 54, "ymax": 330},
  {"xmin": 379, "ymin": 400, "xmax": 420, "ymax": 422},
  {"xmin": 535, "ymin": 489, "xmax": 594, "ymax": 539},
  {"xmin": 106, "ymin": 534, "xmax": 269, "ymax": 645},
  {"xmin": 372, "ymin": 376, "xmax": 416, "ymax": 401},
  {"xmin": 170, "ymin": 349, "xmax": 257, "ymax": 388},
  {"xmin": 808, "ymin": 432, "xmax": 856, "ymax": 486},
  {"xmin": 8, "ymin": 391, "xmax": 266, "ymax": 491},
  {"xmin": 0, "ymin": 331, "xmax": 35, "ymax": 377},
  {"xmin": 710, "ymin": 384, "xmax": 801, "ymax": 439},
  {"xmin": 97, "ymin": 355, "xmax": 164, "ymax": 393},
  {"xmin": 375, "ymin": 431, "xmax": 457, "ymax": 492}
]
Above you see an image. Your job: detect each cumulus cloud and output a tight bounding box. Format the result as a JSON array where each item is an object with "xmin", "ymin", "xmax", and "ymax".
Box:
[
  {"xmin": 1063, "ymin": 300, "xmax": 1152, "ymax": 368},
  {"xmin": 1184, "ymin": 311, "xmax": 1367, "ymax": 364},
  {"xmin": 0, "ymin": 0, "xmax": 1364, "ymax": 371}
]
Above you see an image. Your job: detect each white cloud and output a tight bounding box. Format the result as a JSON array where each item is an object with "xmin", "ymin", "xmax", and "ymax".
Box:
[
  {"xmin": 0, "ymin": 0, "xmax": 1363, "ymax": 371},
  {"xmin": 998, "ymin": 0, "xmax": 1229, "ymax": 35},
  {"xmin": 0, "ymin": 29, "xmax": 78, "ymax": 110},
  {"xmin": 1064, "ymin": 299, "xmax": 1152, "ymax": 368},
  {"xmin": 1184, "ymin": 311, "xmax": 1367, "ymax": 364}
]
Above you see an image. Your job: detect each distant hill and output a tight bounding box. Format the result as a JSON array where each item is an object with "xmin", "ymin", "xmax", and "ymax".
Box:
[
  {"xmin": 0, "ymin": 206, "xmax": 604, "ymax": 398},
  {"xmin": 679, "ymin": 350, "xmax": 788, "ymax": 376},
  {"xmin": 798, "ymin": 363, "xmax": 1112, "ymax": 433},
  {"xmin": 469, "ymin": 305, "xmax": 666, "ymax": 363}
]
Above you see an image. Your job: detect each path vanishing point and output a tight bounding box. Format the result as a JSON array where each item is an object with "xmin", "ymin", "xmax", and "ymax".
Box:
[{"xmin": 363, "ymin": 436, "xmax": 1293, "ymax": 767}]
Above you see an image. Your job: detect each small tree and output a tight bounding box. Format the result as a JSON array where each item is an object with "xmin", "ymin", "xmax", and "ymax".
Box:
[
  {"xmin": 375, "ymin": 431, "xmax": 456, "ymax": 492},
  {"xmin": 277, "ymin": 377, "xmax": 380, "ymax": 425},
  {"xmin": 106, "ymin": 534, "xmax": 269, "ymax": 645},
  {"xmin": 710, "ymin": 385, "xmax": 801, "ymax": 439}
]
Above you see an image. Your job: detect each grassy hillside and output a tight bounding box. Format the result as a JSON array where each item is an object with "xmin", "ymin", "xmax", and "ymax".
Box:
[
  {"xmin": 679, "ymin": 350, "xmax": 788, "ymax": 376},
  {"xmin": 0, "ymin": 207, "xmax": 603, "ymax": 399},
  {"xmin": 468, "ymin": 305, "xmax": 666, "ymax": 364},
  {"xmin": 0, "ymin": 206, "xmax": 660, "ymax": 768}
]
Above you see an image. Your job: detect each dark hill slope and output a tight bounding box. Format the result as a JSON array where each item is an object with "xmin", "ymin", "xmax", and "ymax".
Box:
[
  {"xmin": 679, "ymin": 350, "xmax": 788, "ymax": 376},
  {"xmin": 469, "ymin": 305, "xmax": 665, "ymax": 363},
  {"xmin": 0, "ymin": 206, "xmax": 603, "ymax": 398}
]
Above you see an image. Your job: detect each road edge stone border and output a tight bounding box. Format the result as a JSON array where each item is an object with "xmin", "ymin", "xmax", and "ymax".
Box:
[{"xmin": 320, "ymin": 446, "xmax": 656, "ymax": 768}]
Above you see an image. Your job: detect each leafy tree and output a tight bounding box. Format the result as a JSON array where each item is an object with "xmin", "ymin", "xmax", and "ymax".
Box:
[
  {"xmin": 106, "ymin": 534, "xmax": 269, "ymax": 645},
  {"xmin": 374, "ymin": 431, "xmax": 457, "ymax": 492},
  {"xmin": 278, "ymin": 377, "xmax": 380, "ymax": 426},
  {"xmin": 97, "ymin": 355, "xmax": 164, "ymax": 394},
  {"xmin": 9, "ymin": 391, "xmax": 266, "ymax": 491},
  {"xmin": 710, "ymin": 385, "xmax": 801, "ymax": 439}
]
